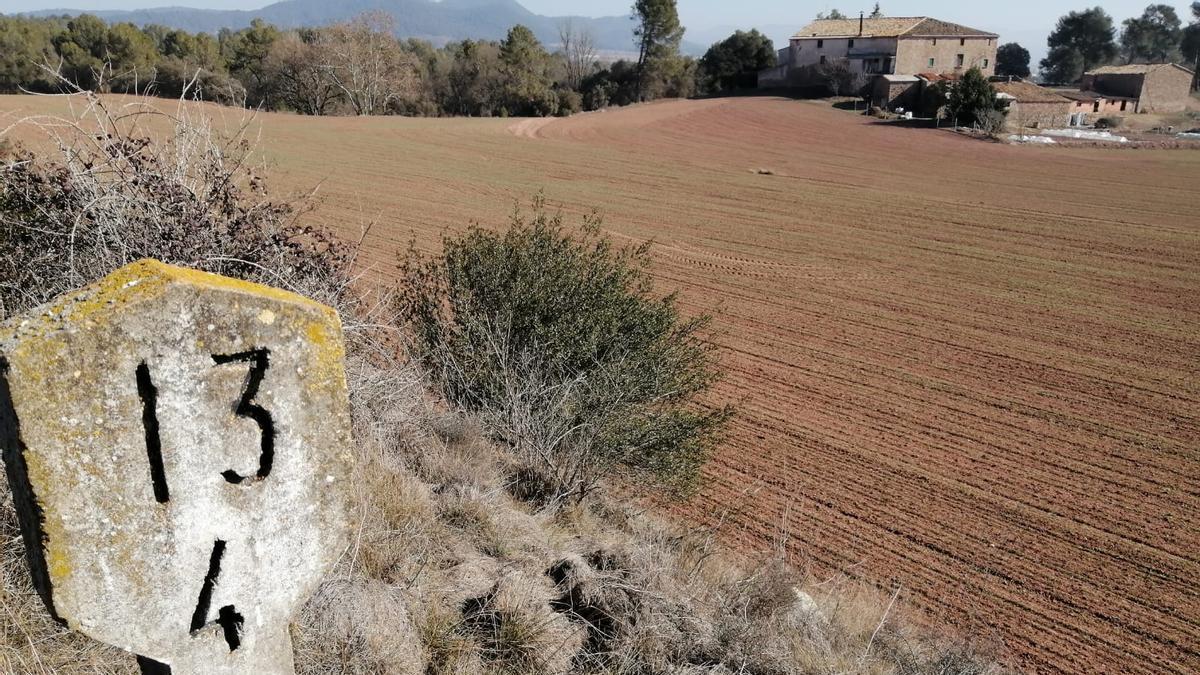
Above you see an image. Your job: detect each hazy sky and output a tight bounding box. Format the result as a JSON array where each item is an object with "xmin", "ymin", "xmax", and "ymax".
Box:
[{"xmin": 4, "ymin": 1, "xmax": 1196, "ymax": 62}]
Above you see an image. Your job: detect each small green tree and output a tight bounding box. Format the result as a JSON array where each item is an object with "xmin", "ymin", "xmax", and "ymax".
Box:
[
  {"xmin": 498, "ymin": 24, "xmax": 557, "ymax": 116},
  {"xmin": 996, "ymin": 42, "xmax": 1032, "ymax": 78},
  {"xmin": 222, "ymin": 18, "xmax": 280, "ymax": 105},
  {"xmin": 398, "ymin": 197, "xmax": 731, "ymax": 503},
  {"xmin": 103, "ymin": 22, "xmax": 158, "ymax": 92},
  {"xmin": 698, "ymin": 29, "xmax": 776, "ymax": 92},
  {"xmin": 946, "ymin": 67, "xmax": 1007, "ymax": 128},
  {"xmin": 52, "ymin": 14, "xmax": 107, "ymax": 90}
]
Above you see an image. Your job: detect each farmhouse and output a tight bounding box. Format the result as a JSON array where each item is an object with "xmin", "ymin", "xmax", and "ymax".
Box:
[
  {"xmin": 993, "ymin": 80, "xmax": 1073, "ymax": 129},
  {"xmin": 1080, "ymin": 63, "xmax": 1195, "ymax": 114},
  {"xmin": 760, "ymin": 16, "xmax": 998, "ymax": 88}
]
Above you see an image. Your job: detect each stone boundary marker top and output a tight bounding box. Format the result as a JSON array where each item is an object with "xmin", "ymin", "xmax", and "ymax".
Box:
[{"xmin": 0, "ymin": 260, "xmax": 354, "ymax": 674}]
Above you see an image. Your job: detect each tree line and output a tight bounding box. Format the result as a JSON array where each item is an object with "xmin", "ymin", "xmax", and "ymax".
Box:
[
  {"xmin": 0, "ymin": 2, "xmax": 778, "ymax": 117},
  {"xmin": 994, "ymin": 3, "xmax": 1200, "ymax": 84}
]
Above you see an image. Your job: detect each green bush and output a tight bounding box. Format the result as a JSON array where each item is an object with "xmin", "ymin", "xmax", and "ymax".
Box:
[
  {"xmin": 555, "ymin": 88, "xmax": 582, "ymax": 116},
  {"xmin": 1095, "ymin": 116, "xmax": 1124, "ymax": 129},
  {"xmin": 946, "ymin": 67, "xmax": 1008, "ymax": 128},
  {"xmin": 398, "ymin": 196, "xmax": 730, "ymax": 503}
]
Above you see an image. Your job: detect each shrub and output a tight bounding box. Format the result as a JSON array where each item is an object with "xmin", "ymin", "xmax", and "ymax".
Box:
[
  {"xmin": 0, "ymin": 93, "xmax": 350, "ymax": 320},
  {"xmin": 976, "ymin": 108, "xmax": 1008, "ymax": 135},
  {"xmin": 946, "ymin": 67, "xmax": 1008, "ymax": 128},
  {"xmin": 1095, "ymin": 116, "xmax": 1124, "ymax": 129},
  {"xmin": 397, "ymin": 197, "xmax": 731, "ymax": 504},
  {"xmin": 580, "ymin": 60, "xmax": 638, "ymax": 110},
  {"xmin": 150, "ymin": 59, "xmax": 247, "ymax": 106},
  {"xmin": 556, "ymin": 88, "xmax": 582, "ymax": 116},
  {"xmin": 917, "ymin": 80, "xmax": 950, "ymax": 118},
  {"xmin": 582, "ymin": 80, "xmax": 614, "ymax": 110}
]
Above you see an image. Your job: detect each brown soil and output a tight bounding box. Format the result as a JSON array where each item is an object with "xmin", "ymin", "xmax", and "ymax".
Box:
[{"xmin": 2, "ymin": 94, "xmax": 1198, "ymax": 674}]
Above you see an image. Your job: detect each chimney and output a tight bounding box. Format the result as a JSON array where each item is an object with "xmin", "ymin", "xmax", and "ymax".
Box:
[{"xmin": 859, "ymin": 12, "xmax": 865, "ymax": 36}]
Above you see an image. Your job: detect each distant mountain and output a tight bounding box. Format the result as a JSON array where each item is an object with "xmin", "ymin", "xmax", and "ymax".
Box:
[{"xmin": 21, "ymin": 0, "xmax": 705, "ymax": 55}]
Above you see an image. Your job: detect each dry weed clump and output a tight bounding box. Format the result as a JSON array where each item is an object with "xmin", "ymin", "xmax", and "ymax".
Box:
[
  {"xmin": 0, "ymin": 94, "xmax": 355, "ymax": 323},
  {"xmin": 295, "ymin": 389, "xmax": 1007, "ymax": 675},
  {"xmin": 0, "ymin": 93, "xmax": 1004, "ymax": 675}
]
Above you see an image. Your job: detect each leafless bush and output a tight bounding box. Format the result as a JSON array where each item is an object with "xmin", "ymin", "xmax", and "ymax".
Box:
[
  {"xmin": 815, "ymin": 60, "xmax": 869, "ymax": 97},
  {"xmin": 0, "ymin": 90, "xmax": 352, "ymax": 322}
]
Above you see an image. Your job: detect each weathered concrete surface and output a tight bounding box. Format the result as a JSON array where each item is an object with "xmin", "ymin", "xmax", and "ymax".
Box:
[{"xmin": 0, "ymin": 260, "xmax": 354, "ymax": 673}]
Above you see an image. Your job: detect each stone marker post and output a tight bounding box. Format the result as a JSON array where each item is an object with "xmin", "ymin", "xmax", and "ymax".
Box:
[{"xmin": 0, "ymin": 260, "xmax": 354, "ymax": 674}]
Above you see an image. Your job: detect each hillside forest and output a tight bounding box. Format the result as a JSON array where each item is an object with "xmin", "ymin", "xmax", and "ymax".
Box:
[{"xmin": 0, "ymin": 9, "xmax": 776, "ymax": 117}]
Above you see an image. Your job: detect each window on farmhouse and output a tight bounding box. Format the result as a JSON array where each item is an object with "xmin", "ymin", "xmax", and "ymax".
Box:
[
  {"xmin": 956, "ymin": 53, "xmax": 965, "ymax": 67},
  {"xmin": 960, "ymin": 38, "xmax": 966, "ymax": 46},
  {"xmin": 849, "ymin": 39, "xmax": 855, "ymax": 48},
  {"xmin": 932, "ymin": 38, "xmax": 938, "ymax": 45},
  {"xmin": 817, "ymin": 39, "xmax": 824, "ymax": 48},
  {"xmin": 984, "ymin": 58, "xmax": 990, "ymax": 68},
  {"xmin": 928, "ymin": 57, "xmax": 936, "ymax": 67},
  {"xmin": 820, "ymin": 55, "xmax": 827, "ymax": 65}
]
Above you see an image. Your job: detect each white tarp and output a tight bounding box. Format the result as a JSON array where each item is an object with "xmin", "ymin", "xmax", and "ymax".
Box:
[
  {"xmin": 1008, "ymin": 134, "xmax": 1058, "ymax": 144},
  {"xmin": 1042, "ymin": 128, "xmax": 1129, "ymax": 143}
]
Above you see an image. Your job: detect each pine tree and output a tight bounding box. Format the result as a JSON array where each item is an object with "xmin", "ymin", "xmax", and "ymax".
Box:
[{"xmin": 632, "ymin": 0, "xmax": 684, "ymax": 101}]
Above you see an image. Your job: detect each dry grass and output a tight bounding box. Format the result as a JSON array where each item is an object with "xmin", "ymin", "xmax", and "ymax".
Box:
[
  {"xmin": 289, "ymin": 375, "xmax": 1005, "ymax": 675},
  {"xmin": 3, "ymin": 391, "xmax": 1005, "ymax": 674}
]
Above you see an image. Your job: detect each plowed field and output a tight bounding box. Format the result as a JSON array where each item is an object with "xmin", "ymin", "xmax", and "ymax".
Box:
[{"xmin": 3, "ymin": 94, "xmax": 1198, "ymax": 673}]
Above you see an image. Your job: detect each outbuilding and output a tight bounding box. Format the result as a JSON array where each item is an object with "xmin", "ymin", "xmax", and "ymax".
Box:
[
  {"xmin": 1055, "ymin": 89, "xmax": 1138, "ymax": 125},
  {"xmin": 1080, "ymin": 63, "xmax": 1195, "ymax": 114},
  {"xmin": 869, "ymin": 74, "xmax": 921, "ymax": 109},
  {"xmin": 993, "ymin": 80, "xmax": 1072, "ymax": 129}
]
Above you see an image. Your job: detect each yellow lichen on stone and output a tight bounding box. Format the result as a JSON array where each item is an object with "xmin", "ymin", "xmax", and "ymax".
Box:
[
  {"xmin": 303, "ymin": 312, "xmax": 347, "ymax": 391},
  {"xmin": 150, "ymin": 261, "xmax": 329, "ymax": 314},
  {"xmin": 0, "ymin": 259, "xmax": 334, "ymax": 346}
]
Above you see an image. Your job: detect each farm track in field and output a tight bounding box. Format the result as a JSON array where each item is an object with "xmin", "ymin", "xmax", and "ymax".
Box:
[{"xmin": 3, "ymin": 94, "xmax": 1197, "ymax": 673}]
